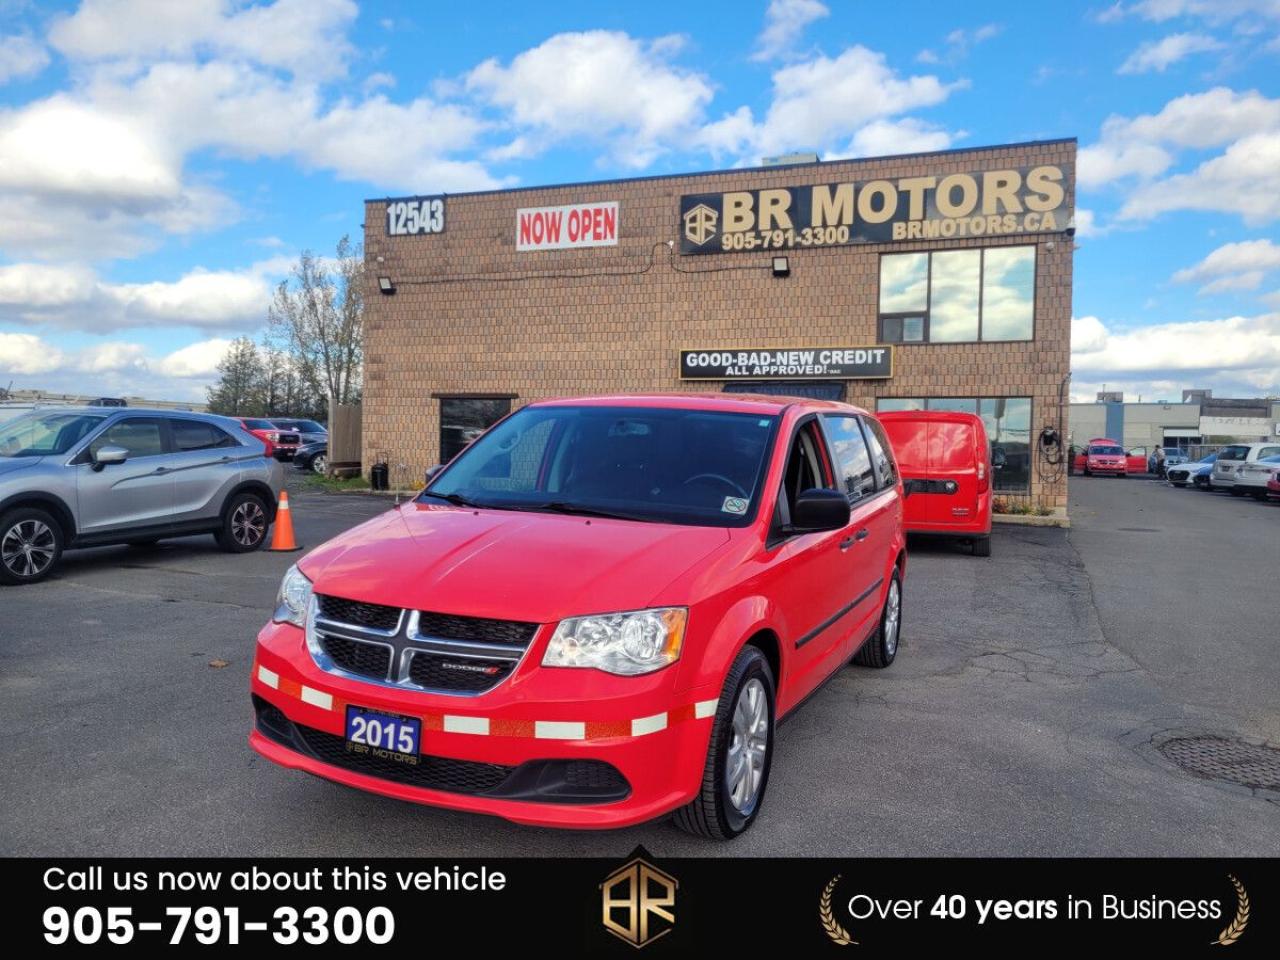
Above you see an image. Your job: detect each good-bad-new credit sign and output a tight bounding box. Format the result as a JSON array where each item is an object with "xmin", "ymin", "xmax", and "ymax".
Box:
[{"xmin": 517, "ymin": 202, "xmax": 619, "ymax": 251}]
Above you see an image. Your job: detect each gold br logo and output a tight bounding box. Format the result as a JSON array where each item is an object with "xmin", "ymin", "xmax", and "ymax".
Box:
[
  {"xmin": 683, "ymin": 203, "xmax": 718, "ymax": 246},
  {"xmin": 601, "ymin": 856, "xmax": 678, "ymax": 948}
]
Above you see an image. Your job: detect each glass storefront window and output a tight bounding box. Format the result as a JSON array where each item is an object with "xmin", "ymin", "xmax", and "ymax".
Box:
[
  {"xmin": 878, "ymin": 246, "xmax": 1036, "ymax": 343},
  {"xmin": 874, "ymin": 396, "xmax": 1032, "ymax": 492},
  {"xmin": 981, "ymin": 247, "xmax": 1035, "ymax": 341},
  {"xmin": 439, "ymin": 397, "xmax": 512, "ymax": 463},
  {"xmin": 928, "ymin": 250, "xmax": 981, "ymax": 342}
]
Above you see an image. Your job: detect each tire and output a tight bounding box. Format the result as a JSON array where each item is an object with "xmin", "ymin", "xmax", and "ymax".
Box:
[
  {"xmin": 854, "ymin": 567, "xmax": 902, "ymax": 669},
  {"xmin": 215, "ymin": 492, "xmax": 269, "ymax": 553},
  {"xmin": 1252, "ymin": 490, "xmax": 1267, "ymax": 500},
  {"xmin": 672, "ymin": 645, "xmax": 775, "ymax": 840},
  {"xmin": 972, "ymin": 535, "xmax": 991, "ymax": 558},
  {"xmin": 311, "ymin": 453, "xmax": 328, "ymax": 476},
  {"xmin": 1229, "ymin": 488, "xmax": 1244, "ymax": 497},
  {"xmin": 0, "ymin": 506, "xmax": 64, "ymax": 586}
]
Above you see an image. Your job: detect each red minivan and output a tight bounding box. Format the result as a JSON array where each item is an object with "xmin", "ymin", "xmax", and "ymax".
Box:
[
  {"xmin": 878, "ymin": 410, "xmax": 992, "ymax": 557},
  {"xmin": 250, "ymin": 394, "xmax": 907, "ymax": 838}
]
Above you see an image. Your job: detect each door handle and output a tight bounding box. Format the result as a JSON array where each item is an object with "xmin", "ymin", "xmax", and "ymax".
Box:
[
  {"xmin": 855, "ymin": 528, "xmax": 869, "ymax": 541},
  {"xmin": 153, "ymin": 467, "xmax": 169, "ymax": 475},
  {"xmin": 839, "ymin": 536, "xmax": 855, "ymax": 550}
]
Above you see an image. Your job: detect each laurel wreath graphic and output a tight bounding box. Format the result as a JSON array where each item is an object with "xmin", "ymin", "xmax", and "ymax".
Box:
[
  {"xmin": 819, "ymin": 874, "xmax": 856, "ymax": 946},
  {"xmin": 1212, "ymin": 875, "xmax": 1249, "ymax": 946}
]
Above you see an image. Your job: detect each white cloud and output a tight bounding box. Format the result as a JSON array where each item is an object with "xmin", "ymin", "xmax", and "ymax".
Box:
[
  {"xmin": 752, "ymin": 0, "xmax": 829, "ymax": 62},
  {"xmin": 1117, "ymin": 1, "xmax": 1280, "ymax": 24},
  {"xmin": 0, "ymin": 33, "xmax": 50, "ymax": 84},
  {"xmin": 49, "ymin": 0, "xmax": 358, "ymax": 81},
  {"xmin": 0, "ymin": 259, "xmax": 285, "ymax": 332},
  {"xmin": 466, "ymin": 31, "xmax": 714, "ymax": 168},
  {"xmin": 701, "ymin": 45, "xmax": 961, "ymax": 161},
  {"xmin": 827, "ymin": 118, "xmax": 956, "ymax": 159},
  {"xmin": 1172, "ymin": 238, "xmax": 1280, "ymax": 294},
  {"xmin": 917, "ymin": 23, "xmax": 1001, "ymax": 65},
  {"xmin": 1077, "ymin": 140, "xmax": 1173, "ymax": 187},
  {"xmin": 1117, "ymin": 32, "xmax": 1224, "ymax": 73},
  {"xmin": 0, "ymin": 331, "xmax": 233, "ymax": 401},
  {"xmin": 1071, "ymin": 311, "xmax": 1280, "ymax": 397},
  {"xmin": 1119, "ymin": 130, "xmax": 1280, "ymax": 223}
]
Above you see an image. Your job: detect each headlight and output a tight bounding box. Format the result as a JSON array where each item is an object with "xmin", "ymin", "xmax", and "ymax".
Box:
[
  {"xmin": 273, "ymin": 563, "xmax": 313, "ymax": 626},
  {"xmin": 542, "ymin": 607, "xmax": 687, "ymax": 676}
]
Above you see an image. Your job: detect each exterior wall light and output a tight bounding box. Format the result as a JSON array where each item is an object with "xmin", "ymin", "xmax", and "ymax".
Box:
[
  {"xmin": 377, "ymin": 276, "xmax": 396, "ymax": 295},
  {"xmin": 772, "ymin": 256, "xmax": 790, "ymax": 278}
]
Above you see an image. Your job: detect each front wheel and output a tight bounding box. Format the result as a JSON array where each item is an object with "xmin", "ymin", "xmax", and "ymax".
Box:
[
  {"xmin": 0, "ymin": 507, "xmax": 63, "ymax": 586},
  {"xmin": 215, "ymin": 492, "xmax": 269, "ymax": 553},
  {"xmin": 311, "ymin": 453, "xmax": 328, "ymax": 476},
  {"xmin": 672, "ymin": 645, "xmax": 775, "ymax": 840},
  {"xmin": 854, "ymin": 568, "xmax": 901, "ymax": 668}
]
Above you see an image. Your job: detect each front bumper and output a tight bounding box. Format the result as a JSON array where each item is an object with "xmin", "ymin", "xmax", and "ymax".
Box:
[
  {"xmin": 250, "ymin": 621, "xmax": 719, "ymax": 828},
  {"xmin": 1087, "ymin": 463, "xmax": 1126, "ymax": 475}
]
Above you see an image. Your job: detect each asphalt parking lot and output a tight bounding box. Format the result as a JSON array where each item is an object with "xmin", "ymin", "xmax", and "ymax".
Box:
[{"xmin": 2, "ymin": 474, "xmax": 1276, "ymax": 856}]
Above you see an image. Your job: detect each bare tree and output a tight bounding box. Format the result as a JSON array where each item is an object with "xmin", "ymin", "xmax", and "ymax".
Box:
[{"xmin": 268, "ymin": 236, "xmax": 363, "ymax": 407}]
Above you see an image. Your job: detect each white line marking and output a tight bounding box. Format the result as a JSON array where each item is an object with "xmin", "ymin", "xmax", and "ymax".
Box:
[
  {"xmin": 300, "ymin": 686, "xmax": 333, "ymax": 710},
  {"xmin": 535, "ymin": 720, "xmax": 586, "ymax": 740},
  {"xmin": 443, "ymin": 715, "xmax": 490, "ymax": 735},
  {"xmin": 631, "ymin": 712, "xmax": 668, "ymax": 736}
]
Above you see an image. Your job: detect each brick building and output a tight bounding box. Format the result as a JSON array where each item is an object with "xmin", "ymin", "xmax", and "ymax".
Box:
[{"xmin": 362, "ymin": 138, "xmax": 1076, "ymax": 509}]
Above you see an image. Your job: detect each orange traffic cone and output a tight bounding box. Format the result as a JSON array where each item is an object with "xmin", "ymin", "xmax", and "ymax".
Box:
[{"xmin": 268, "ymin": 489, "xmax": 302, "ymax": 552}]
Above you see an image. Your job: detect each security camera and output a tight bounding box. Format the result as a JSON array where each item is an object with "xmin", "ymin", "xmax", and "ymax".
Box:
[{"xmin": 1064, "ymin": 216, "xmax": 1076, "ymax": 238}]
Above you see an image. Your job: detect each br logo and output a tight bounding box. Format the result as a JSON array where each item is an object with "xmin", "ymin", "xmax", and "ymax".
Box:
[
  {"xmin": 600, "ymin": 856, "xmax": 678, "ymax": 948},
  {"xmin": 683, "ymin": 203, "xmax": 718, "ymax": 246}
]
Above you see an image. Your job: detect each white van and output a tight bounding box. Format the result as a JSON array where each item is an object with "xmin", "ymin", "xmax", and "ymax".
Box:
[{"xmin": 1210, "ymin": 441, "xmax": 1280, "ymax": 491}]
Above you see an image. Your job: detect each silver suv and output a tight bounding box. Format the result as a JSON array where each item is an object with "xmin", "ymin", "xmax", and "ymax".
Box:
[{"xmin": 0, "ymin": 407, "xmax": 285, "ymax": 585}]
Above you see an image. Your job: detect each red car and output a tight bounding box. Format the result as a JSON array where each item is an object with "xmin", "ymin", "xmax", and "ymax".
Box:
[
  {"xmin": 878, "ymin": 410, "xmax": 992, "ymax": 556},
  {"xmin": 1080, "ymin": 438, "xmax": 1129, "ymax": 477},
  {"xmin": 237, "ymin": 417, "xmax": 300, "ymax": 461},
  {"xmin": 250, "ymin": 394, "xmax": 907, "ymax": 838},
  {"xmin": 1268, "ymin": 474, "xmax": 1280, "ymax": 501}
]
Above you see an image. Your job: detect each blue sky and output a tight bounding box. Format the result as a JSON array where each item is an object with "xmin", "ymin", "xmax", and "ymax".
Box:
[{"xmin": 1, "ymin": 0, "xmax": 1278, "ymax": 401}]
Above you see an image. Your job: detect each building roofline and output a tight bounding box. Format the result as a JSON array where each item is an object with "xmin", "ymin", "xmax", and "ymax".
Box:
[{"xmin": 364, "ymin": 137, "xmax": 1078, "ymax": 204}]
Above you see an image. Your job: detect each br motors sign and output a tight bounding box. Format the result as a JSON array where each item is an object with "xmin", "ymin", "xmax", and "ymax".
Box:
[
  {"xmin": 680, "ymin": 346, "xmax": 893, "ymax": 381},
  {"xmin": 680, "ymin": 164, "xmax": 1068, "ymax": 254},
  {"xmin": 518, "ymin": 201, "xmax": 619, "ymax": 251}
]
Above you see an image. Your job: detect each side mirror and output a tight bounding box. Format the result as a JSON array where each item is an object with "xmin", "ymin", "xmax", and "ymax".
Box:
[
  {"xmin": 424, "ymin": 464, "xmax": 444, "ymax": 484},
  {"xmin": 790, "ymin": 488, "xmax": 850, "ymax": 533},
  {"xmin": 92, "ymin": 445, "xmax": 128, "ymax": 471}
]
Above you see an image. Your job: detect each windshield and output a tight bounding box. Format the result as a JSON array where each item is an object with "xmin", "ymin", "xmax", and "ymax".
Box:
[
  {"xmin": 1218, "ymin": 445, "xmax": 1249, "ymax": 461},
  {"xmin": 274, "ymin": 420, "xmax": 324, "ymax": 433},
  {"xmin": 1089, "ymin": 445, "xmax": 1123, "ymax": 455},
  {"xmin": 0, "ymin": 411, "xmax": 106, "ymax": 458},
  {"xmin": 422, "ymin": 405, "xmax": 779, "ymax": 527},
  {"xmin": 242, "ymin": 418, "xmax": 274, "ymax": 431}
]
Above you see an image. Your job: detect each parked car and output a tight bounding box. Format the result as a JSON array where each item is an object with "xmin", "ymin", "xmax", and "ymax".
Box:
[
  {"xmin": 1268, "ymin": 473, "xmax": 1280, "ymax": 501},
  {"xmin": 270, "ymin": 418, "xmax": 327, "ymax": 446},
  {"xmin": 250, "ymin": 394, "xmax": 907, "ymax": 838},
  {"xmin": 0, "ymin": 408, "xmax": 283, "ymax": 585},
  {"xmin": 1161, "ymin": 447, "xmax": 1190, "ymax": 468},
  {"xmin": 1210, "ymin": 442, "xmax": 1280, "ymax": 493},
  {"xmin": 878, "ymin": 410, "xmax": 991, "ymax": 556},
  {"xmin": 1083, "ymin": 440, "xmax": 1129, "ymax": 477},
  {"xmin": 237, "ymin": 417, "xmax": 301, "ymax": 461},
  {"xmin": 1232, "ymin": 454, "xmax": 1280, "ymax": 500},
  {"xmin": 293, "ymin": 439, "xmax": 328, "ymax": 475},
  {"xmin": 1166, "ymin": 453, "xmax": 1216, "ymax": 487}
]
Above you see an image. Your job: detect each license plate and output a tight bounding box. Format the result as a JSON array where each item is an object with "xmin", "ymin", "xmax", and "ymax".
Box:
[{"xmin": 345, "ymin": 705, "xmax": 421, "ymax": 764}]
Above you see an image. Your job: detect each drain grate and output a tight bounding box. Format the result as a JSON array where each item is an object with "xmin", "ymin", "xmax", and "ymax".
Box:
[{"xmin": 1158, "ymin": 736, "xmax": 1280, "ymax": 790}]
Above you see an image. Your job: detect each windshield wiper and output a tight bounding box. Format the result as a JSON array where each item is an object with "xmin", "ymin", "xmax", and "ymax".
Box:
[
  {"xmin": 528, "ymin": 501, "xmax": 655, "ymax": 523},
  {"xmin": 420, "ymin": 491, "xmax": 494, "ymax": 509}
]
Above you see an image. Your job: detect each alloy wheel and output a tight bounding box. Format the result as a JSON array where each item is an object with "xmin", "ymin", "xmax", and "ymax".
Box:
[
  {"xmin": 725, "ymin": 677, "xmax": 769, "ymax": 813},
  {"xmin": 1, "ymin": 519, "xmax": 56, "ymax": 579},
  {"xmin": 884, "ymin": 577, "xmax": 901, "ymax": 657},
  {"xmin": 312, "ymin": 454, "xmax": 327, "ymax": 475},
  {"xmin": 231, "ymin": 501, "xmax": 266, "ymax": 547}
]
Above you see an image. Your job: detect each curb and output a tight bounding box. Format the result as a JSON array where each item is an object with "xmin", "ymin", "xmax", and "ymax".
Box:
[{"xmin": 993, "ymin": 513, "xmax": 1071, "ymax": 529}]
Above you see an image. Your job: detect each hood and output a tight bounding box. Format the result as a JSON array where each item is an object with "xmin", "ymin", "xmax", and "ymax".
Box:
[
  {"xmin": 300, "ymin": 503, "xmax": 732, "ymax": 623},
  {"xmin": 0, "ymin": 456, "xmax": 42, "ymax": 478}
]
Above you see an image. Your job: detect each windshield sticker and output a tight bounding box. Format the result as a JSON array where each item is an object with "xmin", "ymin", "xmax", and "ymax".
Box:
[{"xmin": 722, "ymin": 496, "xmax": 749, "ymax": 515}]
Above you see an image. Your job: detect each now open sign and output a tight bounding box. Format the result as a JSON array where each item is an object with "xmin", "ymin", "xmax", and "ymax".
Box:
[{"xmin": 517, "ymin": 201, "xmax": 619, "ymax": 251}]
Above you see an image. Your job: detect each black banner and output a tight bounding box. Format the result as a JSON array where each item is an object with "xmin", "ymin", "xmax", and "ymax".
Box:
[
  {"xmin": 680, "ymin": 346, "xmax": 892, "ymax": 381},
  {"xmin": 679, "ymin": 164, "xmax": 1069, "ymax": 254},
  {"xmin": 15, "ymin": 856, "xmax": 1276, "ymax": 953}
]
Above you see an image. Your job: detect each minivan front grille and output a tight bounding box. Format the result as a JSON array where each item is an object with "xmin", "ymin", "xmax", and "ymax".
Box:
[{"xmin": 310, "ymin": 596, "xmax": 540, "ymax": 695}]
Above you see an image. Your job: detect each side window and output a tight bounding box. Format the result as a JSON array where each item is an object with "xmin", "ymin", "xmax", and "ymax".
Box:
[
  {"xmin": 89, "ymin": 418, "xmax": 167, "ymax": 459},
  {"xmin": 861, "ymin": 416, "xmax": 899, "ymax": 489},
  {"xmin": 822, "ymin": 415, "xmax": 875, "ymax": 499},
  {"xmin": 171, "ymin": 419, "xmax": 235, "ymax": 452},
  {"xmin": 778, "ymin": 421, "xmax": 835, "ymax": 519},
  {"xmin": 1258, "ymin": 446, "xmax": 1280, "ymax": 459}
]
